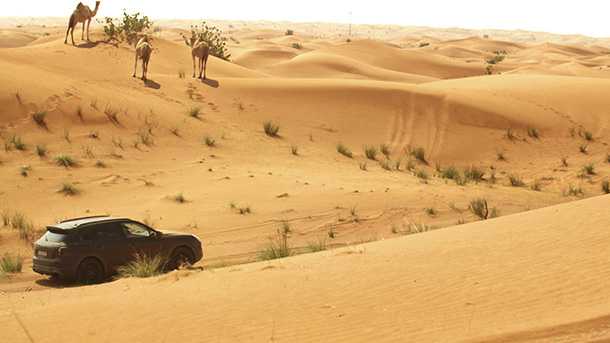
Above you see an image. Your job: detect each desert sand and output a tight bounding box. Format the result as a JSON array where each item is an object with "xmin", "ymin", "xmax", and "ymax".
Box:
[{"xmin": 1, "ymin": 17, "xmax": 610, "ymax": 342}]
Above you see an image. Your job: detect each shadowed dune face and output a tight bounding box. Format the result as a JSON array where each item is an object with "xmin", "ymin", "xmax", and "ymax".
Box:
[{"xmin": 1, "ymin": 20, "xmax": 610, "ymax": 342}]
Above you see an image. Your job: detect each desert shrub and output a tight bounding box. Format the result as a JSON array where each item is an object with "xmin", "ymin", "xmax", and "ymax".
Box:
[
  {"xmin": 337, "ymin": 143, "xmax": 353, "ymax": 158},
  {"xmin": 564, "ymin": 184, "xmax": 584, "ymax": 197},
  {"xmin": 583, "ymin": 163, "xmax": 596, "ymax": 176},
  {"xmin": 415, "ymin": 169, "xmax": 429, "ymax": 180},
  {"xmin": 103, "ymin": 11, "xmax": 153, "ymax": 44},
  {"xmin": 506, "ymin": 128, "xmax": 517, "ymax": 141},
  {"xmin": 104, "ymin": 105, "xmax": 120, "ymax": 125},
  {"xmin": 440, "ymin": 166, "xmax": 460, "ymax": 180},
  {"xmin": 11, "ymin": 135, "xmax": 26, "ymax": 151},
  {"xmin": 95, "ymin": 160, "xmax": 107, "ymax": 168},
  {"xmin": 380, "ymin": 144, "xmax": 391, "ymax": 158},
  {"xmin": 36, "ymin": 145, "xmax": 47, "ymax": 158},
  {"xmin": 583, "ymin": 130, "xmax": 594, "ymax": 141},
  {"xmin": 188, "ymin": 107, "xmax": 202, "ymax": 119},
  {"xmin": 530, "ymin": 179, "xmax": 543, "ymax": 192},
  {"xmin": 292, "ymin": 42, "xmax": 302, "ymax": 49},
  {"xmin": 59, "ymin": 183, "xmax": 80, "ymax": 196},
  {"xmin": 486, "ymin": 51, "xmax": 506, "ymax": 65},
  {"xmin": 188, "ymin": 22, "xmax": 231, "ymax": 61},
  {"xmin": 55, "ymin": 154, "xmax": 77, "ymax": 168},
  {"xmin": 307, "ymin": 238, "xmax": 327, "ymax": 252},
  {"xmin": 172, "ymin": 193, "xmax": 186, "ymax": 203},
  {"xmin": 118, "ymin": 253, "xmax": 165, "ymax": 278},
  {"xmin": 32, "ymin": 111, "xmax": 47, "ymax": 128},
  {"xmin": 561, "ymin": 157, "xmax": 569, "ymax": 167},
  {"xmin": 291, "ymin": 145, "xmax": 299, "ymax": 156},
  {"xmin": 425, "ymin": 207, "xmax": 437, "ymax": 216},
  {"xmin": 464, "ymin": 166, "xmax": 485, "ymax": 183},
  {"xmin": 364, "ymin": 146, "xmax": 378, "ymax": 161},
  {"xmin": 230, "ymin": 202, "xmax": 251, "ymax": 215},
  {"xmin": 606, "ymin": 154, "xmax": 610, "ymax": 164},
  {"xmin": 508, "ymin": 175, "xmax": 525, "ymax": 187},
  {"xmin": 137, "ymin": 129, "xmax": 154, "ymax": 147},
  {"xmin": 469, "ymin": 198, "xmax": 498, "ymax": 220},
  {"xmin": 496, "ymin": 151, "xmax": 507, "ymax": 161},
  {"xmin": 263, "ymin": 121, "xmax": 280, "ymax": 137},
  {"xmin": 285, "ymin": 29, "xmax": 294, "ymax": 36},
  {"xmin": 20, "ymin": 165, "xmax": 31, "ymax": 177},
  {"xmin": 419, "ymin": 42, "xmax": 430, "ymax": 48},
  {"xmin": 527, "ymin": 128, "xmax": 540, "ymax": 139},
  {"xmin": 10, "ymin": 212, "xmax": 34, "ymax": 241},
  {"xmin": 359, "ymin": 162, "xmax": 367, "ymax": 171},
  {"xmin": 1, "ymin": 210, "xmax": 10, "ymax": 227},
  {"xmin": 204, "ymin": 136, "xmax": 216, "ymax": 147},
  {"xmin": 380, "ymin": 159, "xmax": 392, "ymax": 171},
  {"xmin": 602, "ymin": 180, "xmax": 610, "ymax": 194},
  {"xmin": 410, "ymin": 147, "xmax": 427, "ymax": 164},
  {"xmin": 0, "ymin": 254, "xmax": 23, "ymax": 273},
  {"xmin": 579, "ymin": 144, "xmax": 588, "ymax": 154},
  {"xmin": 259, "ymin": 225, "xmax": 292, "ymax": 261}
]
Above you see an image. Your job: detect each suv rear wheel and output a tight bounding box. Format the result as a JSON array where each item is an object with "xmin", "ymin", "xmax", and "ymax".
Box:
[
  {"xmin": 168, "ymin": 247, "xmax": 195, "ymax": 270},
  {"xmin": 76, "ymin": 258, "xmax": 104, "ymax": 284}
]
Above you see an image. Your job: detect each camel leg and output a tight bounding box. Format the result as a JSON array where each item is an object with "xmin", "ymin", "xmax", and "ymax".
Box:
[
  {"xmin": 199, "ymin": 58, "xmax": 204, "ymax": 79},
  {"xmin": 81, "ymin": 22, "xmax": 85, "ymax": 41},
  {"xmin": 65, "ymin": 26, "xmax": 71, "ymax": 44},
  {"xmin": 71, "ymin": 27, "xmax": 75, "ymax": 46},
  {"xmin": 133, "ymin": 55, "xmax": 138, "ymax": 78},
  {"xmin": 142, "ymin": 59, "xmax": 147, "ymax": 81},
  {"xmin": 192, "ymin": 56, "xmax": 196, "ymax": 78},
  {"xmin": 86, "ymin": 20, "xmax": 91, "ymax": 41},
  {"xmin": 203, "ymin": 55, "xmax": 209, "ymax": 80}
]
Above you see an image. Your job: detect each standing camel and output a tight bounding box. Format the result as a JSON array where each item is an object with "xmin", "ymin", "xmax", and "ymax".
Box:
[
  {"xmin": 65, "ymin": 1, "xmax": 101, "ymax": 45},
  {"xmin": 133, "ymin": 36, "xmax": 153, "ymax": 81},
  {"xmin": 182, "ymin": 35, "xmax": 210, "ymax": 80}
]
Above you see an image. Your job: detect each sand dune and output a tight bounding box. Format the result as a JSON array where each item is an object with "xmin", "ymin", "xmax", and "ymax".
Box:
[
  {"xmin": 4, "ymin": 195, "xmax": 610, "ymax": 342},
  {"xmin": 1, "ymin": 20, "xmax": 610, "ymax": 342}
]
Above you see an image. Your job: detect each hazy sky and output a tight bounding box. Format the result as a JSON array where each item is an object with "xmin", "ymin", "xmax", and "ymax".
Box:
[{"xmin": 3, "ymin": 1, "xmax": 610, "ymax": 37}]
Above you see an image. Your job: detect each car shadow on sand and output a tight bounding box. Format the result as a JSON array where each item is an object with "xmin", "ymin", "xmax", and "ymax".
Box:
[{"xmin": 35, "ymin": 276, "xmax": 113, "ymax": 289}]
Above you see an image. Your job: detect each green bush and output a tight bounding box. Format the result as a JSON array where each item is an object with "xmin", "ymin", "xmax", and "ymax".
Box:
[
  {"xmin": 103, "ymin": 11, "xmax": 153, "ymax": 44},
  {"xmin": 259, "ymin": 227, "xmax": 292, "ymax": 261},
  {"xmin": 118, "ymin": 253, "xmax": 165, "ymax": 278},
  {"xmin": 0, "ymin": 254, "xmax": 23, "ymax": 273},
  {"xmin": 188, "ymin": 22, "xmax": 231, "ymax": 61}
]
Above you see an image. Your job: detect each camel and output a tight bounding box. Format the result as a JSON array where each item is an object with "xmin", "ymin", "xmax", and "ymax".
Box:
[
  {"xmin": 65, "ymin": 1, "xmax": 101, "ymax": 45},
  {"xmin": 133, "ymin": 36, "xmax": 153, "ymax": 81},
  {"xmin": 182, "ymin": 35, "xmax": 210, "ymax": 80}
]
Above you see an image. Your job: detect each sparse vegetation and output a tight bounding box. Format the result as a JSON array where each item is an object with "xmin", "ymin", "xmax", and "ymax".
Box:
[
  {"xmin": 583, "ymin": 130, "xmax": 594, "ymax": 141},
  {"xmin": 565, "ymin": 184, "xmax": 584, "ymax": 197},
  {"xmin": 172, "ymin": 193, "xmax": 186, "ymax": 203},
  {"xmin": 508, "ymin": 175, "xmax": 526, "ymax": 187},
  {"xmin": 425, "ymin": 207, "xmax": 437, "ymax": 216},
  {"xmin": 95, "ymin": 160, "xmax": 107, "ymax": 168},
  {"xmin": 506, "ymin": 128, "xmax": 517, "ymax": 141},
  {"xmin": 76, "ymin": 106, "xmax": 84, "ymax": 121},
  {"xmin": 188, "ymin": 22, "xmax": 232, "ymax": 61},
  {"xmin": 292, "ymin": 42, "xmax": 303, "ymax": 49},
  {"xmin": 35, "ymin": 145, "xmax": 47, "ymax": 158},
  {"xmin": 63, "ymin": 128, "xmax": 71, "ymax": 143},
  {"xmin": 188, "ymin": 107, "xmax": 202, "ymax": 119},
  {"xmin": 307, "ymin": 238, "xmax": 328, "ymax": 252},
  {"xmin": 104, "ymin": 105, "xmax": 120, "ymax": 125},
  {"xmin": 464, "ymin": 166, "xmax": 485, "ymax": 183},
  {"xmin": 336, "ymin": 143, "xmax": 353, "ymax": 158},
  {"xmin": 410, "ymin": 147, "xmax": 427, "ymax": 164},
  {"xmin": 562, "ymin": 157, "xmax": 569, "ymax": 167},
  {"xmin": 230, "ymin": 202, "xmax": 251, "ymax": 215},
  {"xmin": 32, "ymin": 111, "xmax": 47, "ymax": 129},
  {"xmin": 263, "ymin": 121, "xmax": 280, "ymax": 137},
  {"xmin": 359, "ymin": 162, "xmax": 367, "ymax": 171},
  {"xmin": 103, "ymin": 10, "xmax": 153, "ymax": 44},
  {"xmin": 11, "ymin": 135, "xmax": 26, "ymax": 151},
  {"xmin": 364, "ymin": 146, "xmax": 378, "ymax": 161},
  {"xmin": 9, "ymin": 212, "xmax": 35, "ymax": 241},
  {"xmin": 170, "ymin": 127, "xmax": 181, "ymax": 137},
  {"xmin": 602, "ymin": 180, "xmax": 610, "ymax": 194},
  {"xmin": 497, "ymin": 151, "xmax": 507, "ymax": 161},
  {"xmin": 55, "ymin": 154, "xmax": 77, "ymax": 168},
  {"xmin": 583, "ymin": 163, "xmax": 596, "ymax": 176},
  {"xmin": 527, "ymin": 128, "xmax": 540, "ymax": 139},
  {"xmin": 259, "ymin": 225, "xmax": 292, "ymax": 261},
  {"xmin": 59, "ymin": 182, "xmax": 80, "ymax": 196},
  {"xmin": 178, "ymin": 70, "xmax": 186, "ymax": 79},
  {"xmin": 0, "ymin": 254, "xmax": 23, "ymax": 274},
  {"xmin": 380, "ymin": 144, "xmax": 391, "ymax": 158},
  {"xmin": 606, "ymin": 154, "xmax": 610, "ymax": 164},
  {"xmin": 285, "ymin": 29, "xmax": 294, "ymax": 36},
  {"xmin": 580, "ymin": 144, "xmax": 588, "ymax": 154},
  {"xmin": 88, "ymin": 131, "xmax": 99, "ymax": 139},
  {"xmin": 415, "ymin": 169, "xmax": 429, "ymax": 180},
  {"xmin": 380, "ymin": 159, "xmax": 392, "ymax": 171},
  {"xmin": 291, "ymin": 145, "xmax": 299, "ymax": 156},
  {"xmin": 440, "ymin": 166, "xmax": 460, "ymax": 180},
  {"xmin": 530, "ymin": 179, "xmax": 543, "ymax": 192},
  {"xmin": 20, "ymin": 165, "xmax": 31, "ymax": 177},
  {"xmin": 118, "ymin": 253, "xmax": 165, "ymax": 278},
  {"xmin": 204, "ymin": 136, "xmax": 216, "ymax": 147},
  {"xmin": 469, "ymin": 198, "xmax": 498, "ymax": 220}
]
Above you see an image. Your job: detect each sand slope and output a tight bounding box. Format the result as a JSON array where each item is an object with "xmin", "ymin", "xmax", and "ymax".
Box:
[{"xmin": 4, "ymin": 195, "xmax": 610, "ymax": 342}]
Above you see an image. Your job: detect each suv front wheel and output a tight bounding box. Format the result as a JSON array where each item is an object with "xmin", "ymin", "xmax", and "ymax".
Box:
[{"xmin": 168, "ymin": 247, "xmax": 195, "ymax": 271}]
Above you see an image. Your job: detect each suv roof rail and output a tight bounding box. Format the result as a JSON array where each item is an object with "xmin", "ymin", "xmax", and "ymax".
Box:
[{"xmin": 59, "ymin": 215, "xmax": 110, "ymax": 224}]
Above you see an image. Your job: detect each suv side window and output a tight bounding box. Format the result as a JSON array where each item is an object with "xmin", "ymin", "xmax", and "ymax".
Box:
[
  {"xmin": 81, "ymin": 223, "xmax": 125, "ymax": 241},
  {"xmin": 121, "ymin": 222, "xmax": 153, "ymax": 238}
]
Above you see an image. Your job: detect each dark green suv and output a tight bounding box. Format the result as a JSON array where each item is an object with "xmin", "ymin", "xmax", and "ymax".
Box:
[{"xmin": 33, "ymin": 216, "xmax": 203, "ymax": 284}]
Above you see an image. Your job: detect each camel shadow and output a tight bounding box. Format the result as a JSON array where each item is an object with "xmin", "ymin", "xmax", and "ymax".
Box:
[
  {"xmin": 144, "ymin": 79, "xmax": 161, "ymax": 89},
  {"xmin": 201, "ymin": 78, "xmax": 220, "ymax": 88},
  {"xmin": 75, "ymin": 40, "xmax": 101, "ymax": 49}
]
